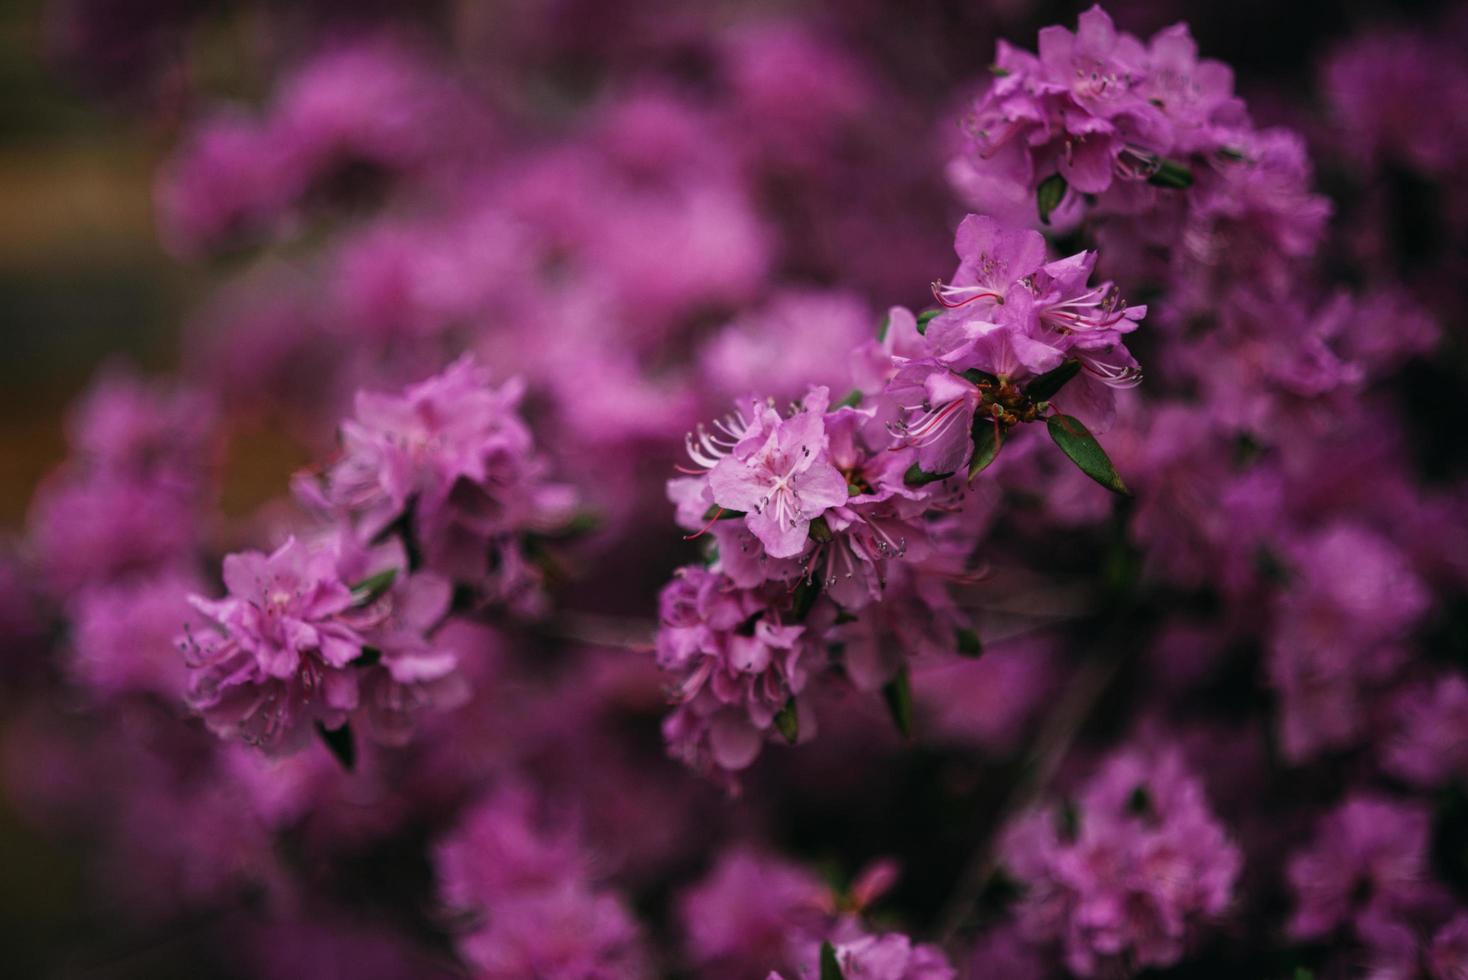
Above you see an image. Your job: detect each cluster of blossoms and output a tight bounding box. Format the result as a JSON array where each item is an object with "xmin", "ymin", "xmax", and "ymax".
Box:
[
  {"xmin": 158, "ymin": 35, "xmax": 491, "ymax": 257},
  {"xmin": 433, "ymin": 784, "xmax": 648, "ymax": 978},
  {"xmin": 185, "ymin": 355, "xmax": 572, "ymax": 756},
  {"xmin": 1000, "ymin": 747, "xmax": 1241, "ymax": 976},
  {"xmin": 655, "ymin": 213, "xmax": 1143, "ymax": 784},
  {"xmin": 6, "ymin": 2, "xmax": 1468, "ymax": 978},
  {"xmin": 952, "ymin": 4, "xmax": 1330, "ymax": 294}
]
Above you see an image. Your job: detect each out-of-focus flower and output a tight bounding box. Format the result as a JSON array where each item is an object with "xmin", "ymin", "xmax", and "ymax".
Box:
[
  {"xmin": 69, "ymin": 569, "xmax": 202, "ymax": 702},
  {"xmin": 297, "ymin": 354, "xmax": 574, "ymax": 612},
  {"xmin": 1287, "ymin": 795, "xmax": 1443, "ymax": 942},
  {"xmin": 1385, "ymin": 673, "xmax": 1468, "ymax": 788},
  {"xmin": 434, "ymin": 784, "xmax": 648, "ymax": 979},
  {"xmin": 678, "ymin": 846, "xmax": 828, "ymax": 977},
  {"xmin": 1430, "ymin": 914, "xmax": 1468, "ymax": 980},
  {"xmin": 1001, "ymin": 745, "xmax": 1241, "ymax": 976},
  {"xmin": 1268, "ymin": 524, "xmax": 1430, "ymax": 762}
]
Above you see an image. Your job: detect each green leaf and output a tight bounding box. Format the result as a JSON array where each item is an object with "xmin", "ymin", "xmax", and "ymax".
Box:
[
  {"xmin": 1024, "ymin": 359, "xmax": 1082, "ymax": 402},
  {"xmin": 1046, "ymin": 414, "xmax": 1129, "ymax": 495},
  {"xmin": 774, "ymin": 698, "xmax": 799, "ymax": 744},
  {"xmin": 1036, "ymin": 173, "xmax": 1068, "ymax": 224},
  {"xmin": 316, "ymin": 722, "xmax": 356, "ymax": 771},
  {"xmin": 956, "ymin": 628, "xmax": 983, "ymax": 658},
  {"xmin": 833, "ymin": 388, "xmax": 863, "ymax": 410},
  {"xmin": 350, "ymin": 568, "xmax": 397, "ymax": 605},
  {"xmin": 821, "ymin": 941, "xmax": 845, "ymax": 980},
  {"xmin": 808, "ymin": 516, "xmax": 834, "ymax": 542},
  {"xmin": 877, "ymin": 312, "xmax": 891, "ymax": 342},
  {"xmin": 989, "ymin": 65, "xmax": 1010, "ymax": 77},
  {"xmin": 701, "ymin": 504, "xmax": 746, "ymax": 522},
  {"xmin": 967, "ymin": 417, "xmax": 1003, "ymax": 481},
  {"xmin": 1148, "ymin": 158, "xmax": 1194, "ymax": 189},
  {"xmin": 915, "ymin": 309, "xmax": 941, "ymax": 335},
  {"xmin": 882, "ymin": 666, "xmax": 913, "ymax": 739},
  {"xmin": 904, "ymin": 463, "xmax": 954, "ymax": 487}
]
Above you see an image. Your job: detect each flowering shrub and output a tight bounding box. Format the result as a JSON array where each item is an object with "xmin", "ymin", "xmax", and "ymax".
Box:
[{"xmin": 6, "ymin": 1, "xmax": 1468, "ymax": 977}]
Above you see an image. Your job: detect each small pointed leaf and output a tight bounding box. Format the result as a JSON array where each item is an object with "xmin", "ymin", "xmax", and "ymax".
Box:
[
  {"xmin": 316, "ymin": 722, "xmax": 356, "ymax": 771},
  {"xmin": 1024, "ymin": 359, "xmax": 1082, "ymax": 402},
  {"xmin": 915, "ymin": 309, "xmax": 941, "ymax": 335},
  {"xmin": 350, "ymin": 568, "xmax": 397, "ymax": 605},
  {"xmin": 1037, "ymin": 173, "xmax": 1068, "ymax": 224},
  {"xmin": 967, "ymin": 418, "xmax": 1003, "ymax": 481},
  {"xmin": 702, "ymin": 505, "xmax": 746, "ymax": 522},
  {"xmin": 833, "ymin": 388, "xmax": 863, "ymax": 410},
  {"xmin": 1046, "ymin": 414, "xmax": 1129, "ymax": 495},
  {"xmin": 1148, "ymin": 158, "xmax": 1194, "ymax": 189},
  {"xmin": 904, "ymin": 463, "xmax": 954, "ymax": 487},
  {"xmin": 882, "ymin": 666, "xmax": 913, "ymax": 739},
  {"xmin": 821, "ymin": 942, "xmax": 845, "ymax": 980},
  {"xmin": 775, "ymin": 698, "xmax": 799, "ymax": 744}
]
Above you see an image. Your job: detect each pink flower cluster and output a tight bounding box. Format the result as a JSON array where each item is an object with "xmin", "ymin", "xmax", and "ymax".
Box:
[
  {"xmin": 1001, "ymin": 747, "xmax": 1242, "ymax": 976},
  {"xmin": 185, "ymin": 355, "xmax": 570, "ymax": 755},
  {"xmin": 433, "ymin": 784, "xmax": 648, "ymax": 979},
  {"xmin": 654, "ymin": 208, "xmax": 1146, "ymax": 784},
  {"xmin": 8, "ymin": 2, "xmax": 1468, "ymax": 977}
]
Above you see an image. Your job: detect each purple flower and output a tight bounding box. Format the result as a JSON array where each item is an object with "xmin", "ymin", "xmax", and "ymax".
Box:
[
  {"xmin": 699, "ymin": 290, "xmax": 876, "ymax": 405},
  {"xmin": 300, "ymin": 355, "xmax": 573, "ymax": 610},
  {"xmin": 1385, "ymin": 674, "xmax": 1468, "ymax": 788},
  {"xmin": 885, "ymin": 359, "xmax": 987, "ymax": 475},
  {"xmin": 656, "ymin": 566, "xmax": 819, "ymax": 779},
  {"xmin": 707, "ymin": 388, "xmax": 849, "ymax": 559},
  {"xmin": 434, "ymin": 785, "xmax": 647, "ymax": 979},
  {"xmin": 931, "ymin": 214, "xmax": 1047, "ymax": 313},
  {"xmin": 1268, "ymin": 524, "xmax": 1430, "ymax": 762},
  {"xmin": 1001, "ymin": 746, "xmax": 1241, "ymax": 976},
  {"xmin": 29, "ymin": 471, "xmax": 201, "ymax": 597},
  {"xmin": 1322, "ymin": 29, "xmax": 1468, "ymax": 176},
  {"xmin": 183, "ymin": 532, "xmax": 454, "ymax": 754},
  {"xmin": 1137, "ymin": 24, "xmax": 1245, "ymax": 155},
  {"xmin": 889, "ymin": 214, "xmax": 1145, "ymax": 467},
  {"xmin": 155, "ymin": 111, "xmax": 300, "ymax": 256},
  {"xmin": 65, "ymin": 366, "xmax": 216, "ymax": 486},
  {"xmin": 69, "ymin": 570, "xmax": 202, "ymax": 702},
  {"xmin": 959, "ymin": 6, "xmax": 1172, "ymax": 202},
  {"xmin": 678, "ymin": 846, "xmax": 828, "ymax": 977},
  {"xmin": 1430, "ymin": 914, "xmax": 1468, "ymax": 980},
  {"xmin": 1287, "ymin": 795, "xmax": 1442, "ymax": 942}
]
